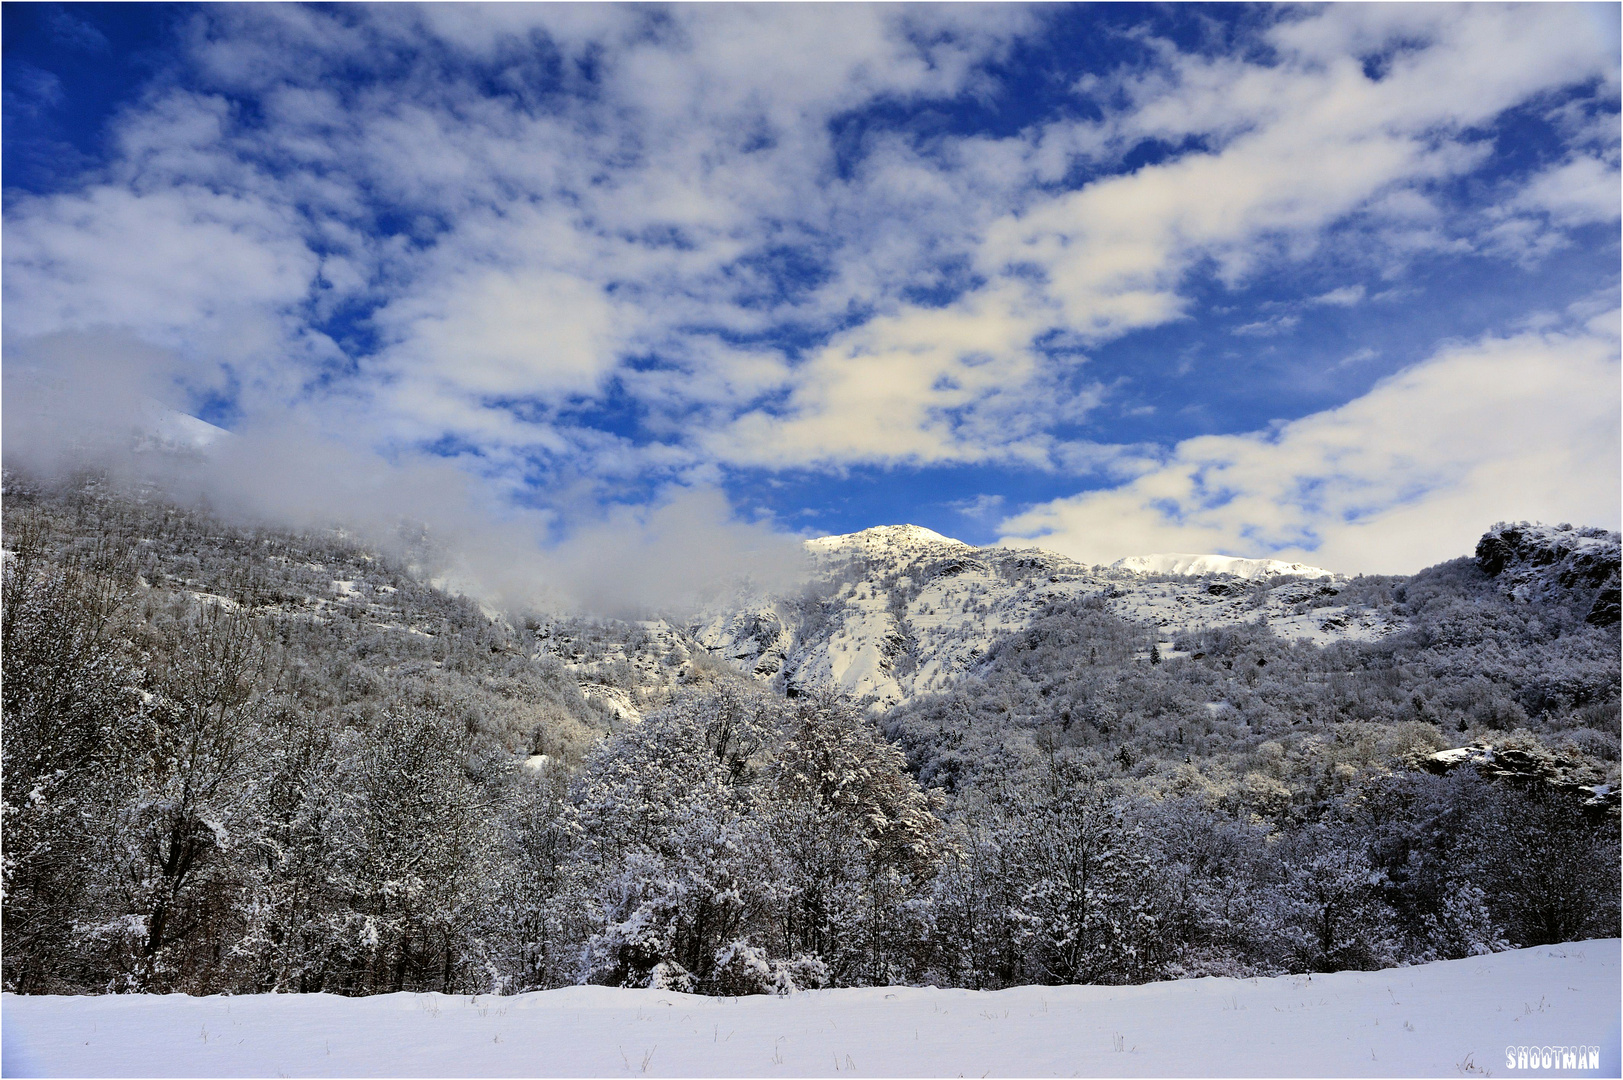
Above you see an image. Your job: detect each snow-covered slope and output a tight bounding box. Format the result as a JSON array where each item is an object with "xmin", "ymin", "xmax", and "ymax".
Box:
[
  {"xmin": 538, "ymin": 521, "xmax": 1612, "ymax": 718},
  {"xmin": 134, "ymin": 401, "xmax": 230, "ymax": 453},
  {"xmin": 1112, "ymin": 552, "xmax": 1335, "ymax": 579},
  {"xmin": 692, "ymin": 526, "xmax": 1396, "ymax": 710},
  {"xmin": 5, "ymin": 940, "xmax": 1616, "ymax": 1077}
]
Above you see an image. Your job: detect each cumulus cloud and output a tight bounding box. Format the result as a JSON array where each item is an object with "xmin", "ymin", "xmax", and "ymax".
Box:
[
  {"xmin": 1510, "ymin": 154, "xmax": 1623, "ymax": 227},
  {"xmin": 999, "ymin": 316, "xmax": 1622, "ymax": 575},
  {"xmin": 2, "ymin": 186, "xmax": 317, "ymax": 351},
  {"xmin": 382, "ymin": 268, "xmax": 622, "ymax": 400},
  {"xmin": 707, "ymin": 283, "xmax": 1076, "ymax": 468},
  {"xmin": 977, "ymin": 5, "xmax": 1614, "ymax": 335},
  {"xmin": 703, "ymin": 3, "xmax": 1619, "ymax": 471}
]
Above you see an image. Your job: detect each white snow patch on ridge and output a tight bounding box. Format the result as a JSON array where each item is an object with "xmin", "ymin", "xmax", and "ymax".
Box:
[
  {"xmin": 135, "ymin": 401, "xmax": 229, "ymax": 452},
  {"xmin": 806, "ymin": 524, "xmax": 971, "ymax": 556},
  {"xmin": 1112, "ymin": 552, "xmax": 1336, "ymax": 579},
  {"xmin": 4, "ymin": 941, "xmax": 1617, "ymax": 1077}
]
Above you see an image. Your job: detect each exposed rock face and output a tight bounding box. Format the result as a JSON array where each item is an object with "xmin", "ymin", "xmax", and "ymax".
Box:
[
  {"xmin": 1475, "ymin": 521, "xmax": 1620, "ymax": 586},
  {"xmin": 1588, "ymin": 586, "xmax": 1622, "ymax": 626},
  {"xmin": 1425, "ymin": 744, "xmax": 1620, "ymax": 815},
  {"xmin": 1474, "ymin": 522, "xmax": 1622, "ymax": 624},
  {"xmin": 694, "ymin": 607, "xmax": 792, "ymax": 677}
]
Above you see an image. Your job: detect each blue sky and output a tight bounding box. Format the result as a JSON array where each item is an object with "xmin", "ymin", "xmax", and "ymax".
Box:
[{"xmin": 3, "ymin": 3, "xmax": 1619, "ymax": 589}]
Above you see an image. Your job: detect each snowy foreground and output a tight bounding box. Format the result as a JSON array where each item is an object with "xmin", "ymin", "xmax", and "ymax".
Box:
[{"xmin": 4, "ymin": 942, "xmax": 1619, "ymax": 1078}]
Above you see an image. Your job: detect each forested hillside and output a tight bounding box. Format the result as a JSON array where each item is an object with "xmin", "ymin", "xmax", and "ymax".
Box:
[{"xmin": 2, "ymin": 471, "xmax": 1617, "ymax": 998}]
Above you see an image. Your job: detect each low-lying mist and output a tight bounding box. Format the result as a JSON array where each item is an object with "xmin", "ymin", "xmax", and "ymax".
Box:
[{"xmin": 2, "ymin": 331, "xmax": 810, "ymax": 621}]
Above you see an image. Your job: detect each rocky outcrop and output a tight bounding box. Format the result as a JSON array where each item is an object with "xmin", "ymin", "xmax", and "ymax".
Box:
[
  {"xmin": 1586, "ymin": 586, "xmax": 1621, "ymax": 626},
  {"xmin": 1475, "ymin": 522, "xmax": 1621, "ymax": 624},
  {"xmin": 1424, "ymin": 743, "xmax": 1620, "ymax": 816}
]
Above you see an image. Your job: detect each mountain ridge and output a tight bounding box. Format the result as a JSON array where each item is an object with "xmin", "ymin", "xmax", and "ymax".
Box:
[
  {"xmin": 1110, "ymin": 552, "xmax": 1336, "ymax": 579},
  {"xmin": 806, "ymin": 525, "xmax": 1339, "ymax": 581},
  {"xmin": 694, "ymin": 524, "xmax": 1397, "ymax": 710}
]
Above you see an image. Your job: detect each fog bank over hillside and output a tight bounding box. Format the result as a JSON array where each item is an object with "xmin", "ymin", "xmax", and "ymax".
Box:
[{"xmin": 1, "ymin": 332, "xmax": 808, "ymax": 619}]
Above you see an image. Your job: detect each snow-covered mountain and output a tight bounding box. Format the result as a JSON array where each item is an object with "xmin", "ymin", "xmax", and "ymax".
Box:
[
  {"xmin": 263, "ymin": 510, "xmax": 1614, "ymax": 723},
  {"xmin": 803, "ymin": 523, "xmax": 971, "ymax": 557},
  {"xmin": 691, "ymin": 525, "xmax": 1392, "ymax": 711},
  {"xmin": 1111, "ymin": 552, "xmax": 1334, "ymax": 579}
]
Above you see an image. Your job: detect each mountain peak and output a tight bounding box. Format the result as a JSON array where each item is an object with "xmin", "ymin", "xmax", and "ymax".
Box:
[{"xmin": 805, "ymin": 524, "xmax": 972, "ymax": 554}]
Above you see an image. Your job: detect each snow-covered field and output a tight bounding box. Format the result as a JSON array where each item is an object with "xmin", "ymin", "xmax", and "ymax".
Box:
[{"xmin": 4, "ymin": 942, "xmax": 1618, "ymax": 1077}]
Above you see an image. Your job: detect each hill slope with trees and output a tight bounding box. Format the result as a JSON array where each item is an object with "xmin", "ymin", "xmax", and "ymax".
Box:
[{"xmin": 3, "ymin": 472, "xmax": 1617, "ymax": 996}]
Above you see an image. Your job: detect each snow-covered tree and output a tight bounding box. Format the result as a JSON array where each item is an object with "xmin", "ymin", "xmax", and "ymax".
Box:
[
  {"xmin": 1262, "ymin": 822, "xmax": 1397, "ymax": 973},
  {"xmin": 755, "ymin": 692, "xmax": 946, "ymax": 986},
  {"xmin": 479, "ymin": 762, "xmax": 588, "ymax": 992},
  {"xmin": 337, "ymin": 706, "xmax": 497, "ymax": 993},
  {"xmin": 929, "ymin": 799, "xmax": 1022, "ymax": 989},
  {"xmin": 571, "ymin": 684, "xmax": 776, "ymax": 990},
  {"xmin": 77, "ymin": 603, "xmax": 267, "ymax": 991},
  {"xmin": 1003, "ymin": 756, "xmax": 1161, "ymax": 985},
  {"xmin": 1, "ymin": 531, "xmax": 138, "ymax": 991}
]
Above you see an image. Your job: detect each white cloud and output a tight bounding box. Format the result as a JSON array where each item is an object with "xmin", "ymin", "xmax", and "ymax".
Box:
[
  {"xmin": 541, "ymin": 487, "xmax": 809, "ymax": 617},
  {"xmin": 2, "ymin": 4, "xmax": 1615, "ymax": 593},
  {"xmin": 977, "ymin": 5, "xmax": 1614, "ymax": 341},
  {"xmin": 1233, "ymin": 314, "xmax": 1300, "ymax": 338},
  {"xmin": 1311, "ymin": 285, "xmax": 1366, "ymax": 307},
  {"xmin": 2, "ymin": 331, "xmax": 183, "ymax": 476},
  {"xmin": 1, "ymin": 185, "xmax": 316, "ymax": 353},
  {"xmin": 1, "ymin": 330, "xmax": 803, "ymax": 617},
  {"xmin": 949, "ymin": 493, "xmax": 1006, "ymax": 521},
  {"xmin": 1510, "ymin": 154, "xmax": 1622, "ymax": 227},
  {"xmin": 999, "ymin": 319, "xmax": 1621, "ymax": 574},
  {"xmin": 383, "ymin": 268, "xmax": 620, "ymax": 399},
  {"xmin": 767, "ymin": 4, "xmax": 1616, "ymax": 470},
  {"xmin": 706, "ymin": 283, "xmax": 1072, "ymax": 468},
  {"xmin": 11, "ymin": 5, "xmax": 1611, "ymax": 474}
]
